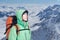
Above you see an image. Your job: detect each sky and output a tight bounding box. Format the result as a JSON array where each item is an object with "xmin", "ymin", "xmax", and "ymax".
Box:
[{"xmin": 0, "ymin": 0, "xmax": 60, "ymax": 5}]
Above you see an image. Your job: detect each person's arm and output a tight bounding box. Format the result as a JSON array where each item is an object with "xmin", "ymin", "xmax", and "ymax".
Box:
[{"xmin": 8, "ymin": 26, "xmax": 17, "ymax": 40}]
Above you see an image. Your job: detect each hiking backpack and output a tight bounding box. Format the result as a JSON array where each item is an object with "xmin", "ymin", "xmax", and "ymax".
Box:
[{"xmin": 4, "ymin": 15, "xmax": 19, "ymax": 40}]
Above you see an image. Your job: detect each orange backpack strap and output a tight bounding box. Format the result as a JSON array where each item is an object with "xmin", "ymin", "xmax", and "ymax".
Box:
[
  {"xmin": 4, "ymin": 24, "xmax": 12, "ymax": 34},
  {"xmin": 15, "ymin": 24, "xmax": 20, "ymax": 35}
]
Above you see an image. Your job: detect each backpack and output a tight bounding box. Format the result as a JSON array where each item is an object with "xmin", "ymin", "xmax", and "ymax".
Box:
[{"xmin": 4, "ymin": 15, "xmax": 19, "ymax": 40}]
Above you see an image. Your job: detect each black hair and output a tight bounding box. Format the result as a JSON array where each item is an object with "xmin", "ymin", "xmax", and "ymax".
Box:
[{"xmin": 23, "ymin": 10, "xmax": 28, "ymax": 15}]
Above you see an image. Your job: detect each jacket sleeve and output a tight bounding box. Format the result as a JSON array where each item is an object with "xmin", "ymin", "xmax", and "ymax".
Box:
[{"xmin": 8, "ymin": 26, "xmax": 17, "ymax": 40}]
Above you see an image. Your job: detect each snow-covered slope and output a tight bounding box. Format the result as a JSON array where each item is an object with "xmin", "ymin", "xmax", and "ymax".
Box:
[
  {"xmin": 32, "ymin": 5, "xmax": 60, "ymax": 40},
  {"xmin": 1, "ymin": 4, "xmax": 60, "ymax": 40}
]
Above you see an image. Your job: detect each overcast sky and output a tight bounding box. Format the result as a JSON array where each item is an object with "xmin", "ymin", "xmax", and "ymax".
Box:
[{"xmin": 0, "ymin": 0, "xmax": 60, "ymax": 5}]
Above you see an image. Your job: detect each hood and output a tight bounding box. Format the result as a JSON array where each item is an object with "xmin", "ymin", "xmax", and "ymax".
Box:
[{"xmin": 16, "ymin": 9, "xmax": 28, "ymax": 28}]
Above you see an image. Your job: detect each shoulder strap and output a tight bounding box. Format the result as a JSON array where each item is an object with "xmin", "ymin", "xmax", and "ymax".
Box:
[
  {"xmin": 4, "ymin": 24, "xmax": 13, "ymax": 34},
  {"xmin": 15, "ymin": 24, "xmax": 20, "ymax": 35}
]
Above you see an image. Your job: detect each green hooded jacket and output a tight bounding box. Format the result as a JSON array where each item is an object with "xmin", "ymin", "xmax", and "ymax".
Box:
[{"xmin": 8, "ymin": 9, "xmax": 31, "ymax": 40}]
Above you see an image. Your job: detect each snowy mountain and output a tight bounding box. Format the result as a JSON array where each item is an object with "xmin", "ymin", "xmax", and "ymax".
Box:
[
  {"xmin": 31, "ymin": 5, "xmax": 60, "ymax": 40},
  {"xmin": 0, "ymin": 4, "xmax": 60, "ymax": 40}
]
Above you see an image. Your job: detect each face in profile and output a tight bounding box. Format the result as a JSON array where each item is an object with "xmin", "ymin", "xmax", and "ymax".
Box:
[{"xmin": 22, "ymin": 13, "xmax": 28, "ymax": 22}]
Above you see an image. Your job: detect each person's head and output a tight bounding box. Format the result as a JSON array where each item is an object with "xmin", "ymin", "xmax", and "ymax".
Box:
[
  {"xmin": 16, "ymin": 9, "xmax": 28, "ymax": 27},
  {"xmin": 22, "ymin": 10, "xmax": 28, "ymax": 22}
]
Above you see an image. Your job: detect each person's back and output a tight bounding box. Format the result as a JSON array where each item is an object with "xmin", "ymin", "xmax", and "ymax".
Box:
[{"xmin": 8, "ymin": 9, "xmax": 31, "ymax": 40}]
